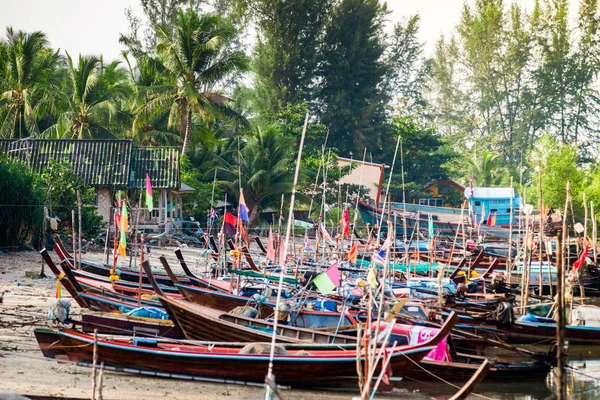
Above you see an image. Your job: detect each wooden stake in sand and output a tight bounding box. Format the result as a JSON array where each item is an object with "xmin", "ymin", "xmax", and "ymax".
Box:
[
  {"xmin": 91, "ymin": 329, "xmax": 98, "ymax": 400},
  {"xmin": 71, "ymin": 210, "xmax": 77, "ymax": 269}
]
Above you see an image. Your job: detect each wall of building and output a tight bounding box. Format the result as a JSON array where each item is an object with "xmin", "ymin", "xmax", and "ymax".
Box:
[{"xmin": 337, "ymin": 157, "xmax": 383, "ymax": 204}]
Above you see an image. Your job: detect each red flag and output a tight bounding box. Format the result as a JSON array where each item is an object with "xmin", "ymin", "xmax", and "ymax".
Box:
[
  {"xmin": 342, "ymin": 209, "xmax": 349, "ymax": 238},
  {"xmin": 573, "ymin": 246, "xmax": 590, "ymax": 270},
  {"xmin": 486, "ymin": 212, "xmax": 492, "ymax": 226},
  {"xmin": 223, "ymin": 211, "xmax": 237, "ymax": 236},
  {"xmin": 345, "ymin": 242, "xmax": 358, "ymax": 264}
]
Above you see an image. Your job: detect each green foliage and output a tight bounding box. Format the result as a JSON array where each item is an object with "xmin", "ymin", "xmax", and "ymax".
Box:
[
  {"xmin": 42, "ymin": 54, "xmax": 131, "ymax": 139},
  {"xmin": 316, "ymin": 0, "xmax": 390, "ymax": 156},
  {"xmin": 40, "ymin": 159, "xmax": 103, "ymax": 237},
  {"xmin": 386, "ymin": 116, "xmax": 458, "ymax": 202},
  {"xmin": 150, "ymin": 8, "xmax": 250, "ymax": 154},
  {"xmin": 0, "ymin": 27, "xmax": 62, "ymax": 139},
  {"xmin": 0, "ymin": 153, "xmax": 44, "ymax": 247},
  {"xmin": 180, "ymin": 155, "xmax": 223, "ymax": 221},
  {"xmin": 217, "ymin": 126, "xmax": 299, "ymax": 224},
  {"xmin": 528, "ymin": 135, "xmax": 584, "ymax": 216},
  {"xmin": 231, "ymin": 0, "xmax": 331, "ymax": 112}
]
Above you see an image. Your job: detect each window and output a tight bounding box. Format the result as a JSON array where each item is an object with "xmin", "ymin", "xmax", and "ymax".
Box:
[
  {"xmin": 475, "ymin": 201, "xmax": 481, "ymax": 206},
  {"xmin": 491, "ymin": 209, "xmax": 497, "ymax": 213}
]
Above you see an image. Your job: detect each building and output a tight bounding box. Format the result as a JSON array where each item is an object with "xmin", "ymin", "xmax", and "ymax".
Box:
[
  {"xmin": 421, "ymin": 178, "xmax": 466, "ymax": 207},
  {"xmin": 0, "ymin": 138, "xmax": 185, "ymax": 232},
  {"xmin": 337, "ymin": 156, "xmax": 385, "ymax": 204},
  {"xmin": 464, "ymin": 187, "xmax": 520, "ymax": 225}
]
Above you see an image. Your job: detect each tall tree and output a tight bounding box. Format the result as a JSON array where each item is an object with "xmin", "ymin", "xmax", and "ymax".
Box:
[
  {"xmin": 316, "ymin": 0, "xmax": 389, "ymax": 156},
  {"xmin": 231, "ymin": 0, "xmax": 331, "ymax": 112},
  {"xmin": 149, "ymin": 9, "xmax": 249, "ymax": 154},
  {"xmin": 383, "ymin": 15, "xmax": 430, "ymax": 117},
  {"xmin": 120, "ymin": 0, "xmax": 207, "ymax": 55},
  {"xmin": 0, "ymin": 28, "xmax": 61, "ymax": 138}
]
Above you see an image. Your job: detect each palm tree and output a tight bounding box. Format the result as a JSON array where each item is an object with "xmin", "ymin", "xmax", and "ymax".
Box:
[
  {"xmin": 468, "ymin": 149, "xmax": 507, "ymax": 186},
  {"xmin": 148, "ymin": 8, "xmax": 249, "ymax": 154},
  {"xmin": 124, "ymin": 52, "xmax": 181, "ymax": 146},
  {"xmin": 42, "ymin": 54, "xmax": 130, "ymax": 139},
  {"xmin": 218, "ymin": 127, "xmax": 302, "ymax": 225},
  {"xmin": 0, "ymin": 27, "xmax": 61, "ymax": 138}
]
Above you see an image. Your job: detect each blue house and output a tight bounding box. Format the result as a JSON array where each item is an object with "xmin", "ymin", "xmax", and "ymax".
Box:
[{"xmin": 463, "ymin": 187, "xmax": 520, "ymax": 226}]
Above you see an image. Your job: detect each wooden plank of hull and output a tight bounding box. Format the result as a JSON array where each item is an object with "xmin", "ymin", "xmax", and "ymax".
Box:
[{"xmin": 55, "ymin": 329, "xmax": 436, "ymax": 388}]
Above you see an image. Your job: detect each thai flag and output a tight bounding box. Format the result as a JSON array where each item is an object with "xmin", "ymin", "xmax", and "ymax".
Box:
[
  {"xmin": 239, "ymin": 190, "xmax": 249, "ymax": 222},
  {"xmin": 372, "ymin": 250, "xmax": 386, "ymax": 267}
]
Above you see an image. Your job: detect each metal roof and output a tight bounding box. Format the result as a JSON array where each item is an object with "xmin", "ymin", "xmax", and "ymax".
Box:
[
  {"xmin": 130, "ymin": 146, "xmax": 180, "ymax": 189},
  {"xmin": 464, "ymin": 187, "xmax": 515, "ymax": 199},
  {"xmin": 0, "ymin": 138, "xmax": 180, "ymax": 189}
]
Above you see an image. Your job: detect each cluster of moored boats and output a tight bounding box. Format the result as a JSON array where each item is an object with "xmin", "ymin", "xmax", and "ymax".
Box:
[{"xmin": 33, "ymin": 212, "xmax": 600, "ymax": 397}]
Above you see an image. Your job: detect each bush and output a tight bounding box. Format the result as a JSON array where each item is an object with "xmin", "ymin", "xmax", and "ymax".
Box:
[{"xmin": 0, "ymin": 154, "xmax": 45, "ymax": 248}]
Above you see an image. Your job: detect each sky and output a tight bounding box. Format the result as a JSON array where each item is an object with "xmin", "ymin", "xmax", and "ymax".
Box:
[{"xmin": 0, "ymin": 0, "xmax": 579, "ymax": 60}]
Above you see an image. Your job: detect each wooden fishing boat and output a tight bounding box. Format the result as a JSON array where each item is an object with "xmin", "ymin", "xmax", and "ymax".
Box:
[
  {"xmin": 53, "ymin": 234, "xmax": 187, "ymax": 288},
  {"xmin": 357, "ymin": 200, "xmax": 465, "ymax": 238},
  {"xmin": 35, "ymin": 326, "xmax": 451, "ymax": 390},
  {"xmin": 160, "ymin": 256, "xmax": 276, "ymax": 317}
]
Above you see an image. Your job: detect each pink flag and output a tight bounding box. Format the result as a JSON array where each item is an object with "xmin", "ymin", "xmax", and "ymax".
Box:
[
  {"xmin": 326, "ymin": 262, "xmax": 341, "ymax": 286},
  {"xmin": 266, "ymin": 228, "xmax": 275, "ymax": 262},
  {"xmin": 279, "ymin": 239, "xmax": 286, "ymax": 268}
]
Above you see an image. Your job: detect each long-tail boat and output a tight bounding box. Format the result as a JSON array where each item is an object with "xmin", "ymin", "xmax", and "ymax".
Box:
[{"xmin": 34, "ymin": 325, "xmax": 451, "ymax": 390}]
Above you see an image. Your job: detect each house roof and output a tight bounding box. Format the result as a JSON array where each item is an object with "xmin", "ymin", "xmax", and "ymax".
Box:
[
  {"xmin": 424, "ymin": 178, "xmax": 466, "ymax": 191},
  {"xmin": 464, "ymin": 187, "xmax": 515, "ymax": 199},
  {"xmin": 0, "ymin": 138, "xmax": 180, "ymax": 189}
]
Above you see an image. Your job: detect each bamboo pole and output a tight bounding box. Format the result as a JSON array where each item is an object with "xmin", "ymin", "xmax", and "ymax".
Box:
[
  {"xmin": 77, "ymin": 190, "xmax": 82, "ymax": 270},
  {"xmin": 538, "ymin": 166, "xmax": 544, "ymax": 298},
  {"xmin": 265, "ymin": 112, "xmax": 308, "ymax": 400},
  {"xmin": 556, "ymin": 181, "xmax": 569, "ymax": 400},
  {"xmin": 91, "ymin": 329, "xmax": 98, "ymax": 400},
  {"xmin": 71, "ymin": 210, "xmax": 77, "ymax": 269},
  {"xmin": 592, "ymin": 201, "xmax": 597, "ymax": 265},
  {"xmin": 508, "ymin": 176, "xmax": 513, "ymax": 283}
]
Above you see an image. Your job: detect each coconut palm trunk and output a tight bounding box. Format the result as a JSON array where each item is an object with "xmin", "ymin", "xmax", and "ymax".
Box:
[{"xmin": 182, "ymin": 107, "xmax": 192, "ymax": 155}]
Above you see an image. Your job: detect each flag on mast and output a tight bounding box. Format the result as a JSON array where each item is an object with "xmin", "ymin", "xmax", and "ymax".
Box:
[
  {"xmin": 239, "ymin": 190, "xmax": 249, "ymax": 222},
  {"xmin": 145, "ymin": 173, "xmax": 153, "ymax": 212},
  {"xmin": 342, "ymin": 208, "xmax": 350, "ymax": 238},
  {"xmin": 117, "ymin": 201, "xmax": 128, "ymax": 257}
]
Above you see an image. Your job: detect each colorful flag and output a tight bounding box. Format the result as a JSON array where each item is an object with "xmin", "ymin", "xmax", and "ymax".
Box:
[
  {"xmin": 223, "ymin": 211, "xmax": 237, "ymax": 236},
  {"xmin": 371, "ymin": 251, "xmax": 386, "ymax": 267},
  {"xmin": 210, "ymin": 208, "xmax": 217, "ymax": 219},
  {"xmin": 239, "ymin": 220, "xmax": 247, "ymax": 243},
  {"xmin": 145, "ymin": 173, "xmax": 153, "ymax": 212},
  {"xmin": 574, "ymin": 246, "xmax": 590, "ymax": 270},
  {"xmin": 342, "ymin": 208, "xmax": 350, "ymax": 238},
  {"xmin": 320, "ymin": 223, "xmax": 332, "ymax": 241},
  {"xmin": 491, "ymin": 212, "xmax": 497, "ymax": 226},
  {"xmin": 480, "ymin": 203, "xmax": 485, "ymax": 224},
  {"xmin": 313, "ymin": 263, "xmax": 341, "ymax": 294},
  {"xmin": 239, "ymin": 190, "xmax": 249, "ymax": 222},
  {"xmin": 267, "ymin": 228, "xmax": 276, "ymax": 262},
  {"xmin": 486, "ymin": 212, "xmax": 492, "ymax": 226},
  {"xmin": 346, "ymin": 242, "xmax": 358, "ymax": 264},
  {"xmin": 117, "ymin": 201, "xmax": 128, "ymax": 257},
  {"xmin": 367, "ymin": 266, "xmax": 378, "ymax": 287},
  {"xmin": 428, "ymin": 214, "xmax": 434, "ymax": 239}
]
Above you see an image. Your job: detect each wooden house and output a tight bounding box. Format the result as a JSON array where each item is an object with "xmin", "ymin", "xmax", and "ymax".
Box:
[{"xmin": 0, "ymin": 138, "xmax": 184, "ymax": 233}]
